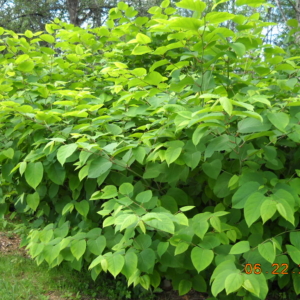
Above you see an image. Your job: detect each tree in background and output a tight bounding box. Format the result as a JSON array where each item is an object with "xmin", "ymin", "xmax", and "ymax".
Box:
[
  {"xmin": 0, "ymin": 0, "xmax": 166, "ymax": 32},
  {"xmin": 0, "ymin": 1, "xmax": 296, "ymax": 27},
  {"xmin": 1, "ymin": 0, "xmax": 299, "ymax": 45}
]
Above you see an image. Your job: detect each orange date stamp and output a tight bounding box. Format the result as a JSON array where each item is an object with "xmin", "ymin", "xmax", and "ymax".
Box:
[{"xmin": 244, "ymin": 263, "xmax": 300, "ymax": 275}]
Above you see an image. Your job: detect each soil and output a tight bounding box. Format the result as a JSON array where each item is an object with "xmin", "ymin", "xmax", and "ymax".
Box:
[{"xmin": 0, "ymin": 231, "xmax": 29, "ymax": 257}]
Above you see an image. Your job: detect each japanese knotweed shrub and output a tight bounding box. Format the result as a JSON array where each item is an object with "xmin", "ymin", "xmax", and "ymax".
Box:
[{"xmin": 1, "ymin": 0, "xmax": 300, "ymax": 299}]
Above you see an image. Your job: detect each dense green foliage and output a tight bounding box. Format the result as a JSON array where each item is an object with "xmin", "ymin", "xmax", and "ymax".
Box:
[{"xmin": 1, "ymin": 0, "xmax": 300, "ymax": 299}]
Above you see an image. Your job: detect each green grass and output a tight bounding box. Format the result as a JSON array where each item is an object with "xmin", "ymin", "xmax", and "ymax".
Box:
[
  {"xmin": 0, "ymin": 254, "xmax": 83, "ymax": 300},
  {"xmin": 0, "ymin": 247, "xmax": 155, "ymax": 300},
  {"xmin": 0, "ymin": 251, "xmax": 156, "ymax": 300}
]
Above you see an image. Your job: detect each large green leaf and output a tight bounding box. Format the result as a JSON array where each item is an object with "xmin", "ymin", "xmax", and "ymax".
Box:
[
  {"xmin": 17, "ymin": 60, "xmax": 34, "ymax": 72},
  {"xmin": 30, "ymin": 243, "xmax": 44, "ymax": 258},
  {"xmin": 107, "ymin": 254, "xmax": 124, "ymax": 278},
  {"xmin": 191, "ymin": 247, "xmax": 214, "ymax": 273},
  {"xmin": 40, "ymin": 34, "xmax": 55, "ymax": 43},
  {"xmin": 119, "ymin": 182, "xmax": 134, "ymax": 195},
  {"xmin": 165, "ymin": 147, "xmax": 182, "ymax": 165},
  {"xmin": 258, "ymin": 242, "xmax": 275, "ymax": 263},
  {"xmin": 57, "ymin": 143, "xmax": 77, "ymax": 166},
  {"xmin": 213, "ymin": 173, "xmax": 231, "ymax": 198},
  {"xmin": 71, "ymin": 240, "xmax": 86, "ymax": 261},
  {"xmin": 286, "ymin": 245, "xmax": 300, "ymax": 264},
  {"xmin": 293, "ymin": 273, "xmax": 300, "ymax": 295},
  {"xmin": 46, "ymin": 162, "xmax": 65, "ymax": 185},
  {"xmin": 276, "ymin": 199, "xmax": 294, "ymax": 225},
  {"xmin": 26, "ymin": 192, "xmax": 40, "ymax": 211},
  {"xmin": 142, "ymin": 213, "xmax": 174, "ymax": 234},
  {"xmin": 87, "ymin": 236, "xmax": 106, "ymax": 256},
  {"xmin": 290, "ymin": 232, "xmax": 300, "ymax": 249},
  {"xmin": 120, "ymin": 215, "xmax": 138, "ymax": 231},
  {"xmin": 3, "ymin": 148, "xmax": 14, "ymax": 159},
  {"xmin": 232, "ymin": 182, "xmax": 260, "ymax": 209},
  {"xmin": 62, "ymin": 203, "xmax": 74, "ymax": 215},
  {"xmin": 205, "ymin": 135, "xmax": 235, "ymax": 159},
  {"xmin": 267, "ymin": 112, "xmax": 289, "ymax": 132},
  {"xmin": 132, "ymin": 146, "xmax": 146, "ymax": 164},
  {"xmin": 88, "ymin": 157, "xmax": 112, "ymax": 178},
  {"xmin": 175, "ymin": 242, "xmax": 189, "ymax": 255},
  {"xmin": 176, "ymin": 0, "xmax": 206, "ymax": 13},
  {"xmin": 105, "ymin": 124, "xmax": 122, "ymax": 135},
  {"xmin": 44, "ymin": 244, "xmax": 61, "ymax": 264},
  {"xmin": 205, "ymin": 12, "xmax": 235, "ymax": 24},
  {"xmin": 139, "ymin": 274, "xmax": 151, "ymax": 290},
  {"xmin": 192, "ymin": 126, "xmax": 207, "ymax": 146},
  {"xmin": 132, "ymin": 45, "xmax": 152, "ymax": 55},
  {"xmin": 136, "ymin": 190, "xmax": 152, "ymax": 203},
  {"xmin": 25, "ymin": 162, "xmax": 43, "ymax": 190},
  {"xmin": 157, "ymin": 242, "xmax": 169, "ymax": 258},
  {"xmin": 225, "ymin": 273, "xmax": 243, "ymax": 294},
  {"xmin": 89, "ymin": 255, "xmax": 104, "ymax": 270},
  {"xmin": 145, "ymin": 72, "xmax": 164, "ymax": 85},
  {"xmin": 202, "ymin": 159, "xmax": 222, "ymax": 179},
  {"xmin": 260, "ymin": 199, "xmax": 277, "ymax": 223},
  {"xmin": 244, "ymin": 193, "xmax": 266, "ymax": 227},
  {"xmin": 19, "ymin": 161, "xmax": 27, "ymax": 176},
  {"xmin": 178, "ymin": 279, "xmax": 192, "ymax": 296},
  {"xmin": 138, "ymin": 248, "xmax": 156, "ymax": 273},
  {"xmin": 229, "ymin": 241, "xmax": 250, "ymax": 254},
  {"xmin": 122, "ymin": 251, "xmax": 138, "ymax": 278},
  {"xmin": 100, "ymin": 185, "xmax": 118, "ymax": 199},
  {"xmin": 210, "ymin": 216, "xmax": 221, "ymax": 232},
  {"xmin": 149, "ymin": 59, "xmax": 169, "ymax": 72},
  {"xmin": 242, "ymin": 274, "xmax": 260, "ymax": 297},
  {"xmin": 169, "ymin": 17, "xmax": 203, "ymax": 31},
  {"xmin": 219, "ymin": 97, "xmax": 233, "ymax": 115},
  {"xmin": 230, "ymin": 43, "xmax": 246, "ymax": 57},
  {"xmin": 212, "ymin": 269, "xmax": 235, "ymax": 297},
  {"xmin": 75, "ymin": 200, "xmax": 89, "ymax": 217},
  {"xmin": 192, "ymin": 213, "xmax": 210, "ymax": 239}
]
